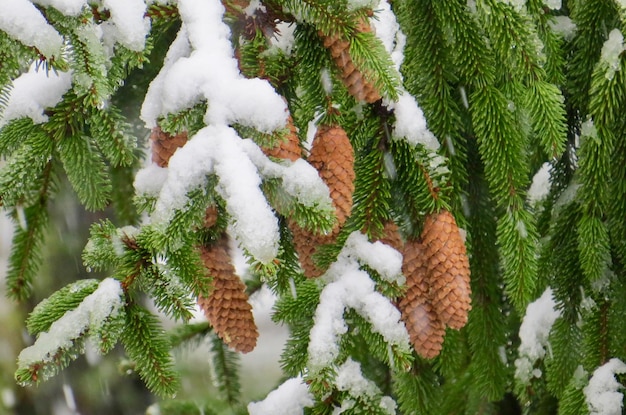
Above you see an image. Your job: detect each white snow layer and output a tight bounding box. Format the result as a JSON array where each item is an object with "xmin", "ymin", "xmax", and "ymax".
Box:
[
  {"xmin": 335, "ymin": 359, "xmax": 396, "ymax": 415},
  {"xmin": 514, "ymin": 288, "xmax": 561, "ymax": 384},
  {"xmin": 389, "ymin": 92, "xmax": 440, "ymax": 150},
  {"xmin": 150, "ymin": 125, "xmax": 280, "ymax": 264},
  {"xmin": 247, "ymin": 376, "xmax": 314, "ymax": 415},
  {"xmin": 498, "ymin": 0, "xmax": 526, "ymax": 11},
  {"xmin": 0, "ymin": 64, "xmax": 72, "ymax": 127},
  {"xmin": 371, "ymin": 0, "xmax": 406, "ymax": 71},
  {"xmin": 141, "ymin": 0, "xmax": 287, "ymax": 132},
  {"xmin": 101, "ymin": 0, "xmax": 150, "ymax": 51},
  {"xmin": 543, "ymin": 0, "xmax": 561, "ymax": 10},
  {"xmin": 601, "ymin": 29, "xmax": 625, "ymax": 80},
  {"xmin": 0, "ymin": 0, "xmax": 64, "ymax": 57},
  {"xmin": 528, "ymin": 162, "xmax": 552, "ymax": 204},
  {"xmin": 32, "ymin": 0, "xmax": 88, "ymax": 16},
  {"xmin": 584, "ymin": 358, "xmax": 626, "ymax": 415},
  {"xmin": 308, "ymin": 232, "xmax": 410, "ymax": 372},
  {"xmin": 549, "ymin": 16, "xmax": 576, "ymax": 41},
  {"xmin": 17, "ymin": 278, "xmax": 124, "ymax": 366}
]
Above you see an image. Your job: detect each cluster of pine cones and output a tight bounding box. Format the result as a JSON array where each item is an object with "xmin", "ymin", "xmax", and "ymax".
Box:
[{"xmin": 148, "ymin": 13, "xmax": 471, "ymax": 359}]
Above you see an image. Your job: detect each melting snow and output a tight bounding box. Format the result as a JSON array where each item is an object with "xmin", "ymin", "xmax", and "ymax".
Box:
[
  {"xmin": 584, "ymin": 358, "xmax": 626, "ymax": 415},
  {"xmin": 247, "ymin": 376, "xmax": 314, "ymax": 415}
]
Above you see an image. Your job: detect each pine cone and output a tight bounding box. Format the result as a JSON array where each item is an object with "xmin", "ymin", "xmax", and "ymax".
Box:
[
  {"xmin": 262, "ymin": 115, "xmax": 302, "ymax": 161},
  {"xmin": 421, "ymin": 210, "xmax": 471, "ymax": 330},
  {"xmin": 399, "ymin": 239, "xmax": 445, "ymax": 359},
  {"xmin": 289, "ymin": 125, "xmax": 355, "ymax": 278},
  {"xmin": 373, "ymin": 220, "xmax": 403, "ymax": 251},
  {"xmin": 150, "ymin": 127, "xmax": 188, "ymax": 167},
  {"xmin": 308, "ymin": 125, "xmax": 355, "ymax": 230},
  {"xmin": 320, "ymin": 21, "xmax": 382, "ymax": 103},
  {"xmin": 197, "ymin": 237, "xmax": 258, "ymax": 353},
  {"xmin": 204, "ymin": 206, "xmax": 219, "ymax": 229}
]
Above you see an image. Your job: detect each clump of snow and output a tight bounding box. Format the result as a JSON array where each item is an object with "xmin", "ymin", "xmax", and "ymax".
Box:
[
  {"xmin": 581, "ymin": 119, "xmax": 597, "ymax": 139},
  {"xmin": 133, "ymin": 163, "xmax": 169, "ymax": 198},
  {"xmin": 549, "ymin": 16, "xmax": 576, "ymax": 41},
  {"xmin": 584, "ymin": 358, "xmax": 626, "ymax": 415},
  {"xmin": 268, "ymin": 22, "xmax": 296, "ymax": 55},
  {"xmin": 17, "ymin": 278, "xmax": 124, "ymax": 368},
  {"xmin": 341, "ymin": 232, "xmax": 404, "ymax": 285},
  {"xmin": 0, "ymin": 0, "xmax": 64, "ymax": 58},
  {"xmin": 543, "ymin": 0, "xmax": 561, "ymax": 9},
  {"xmin": 248, "ymin": 376, "xmax": 314, "ymax": 415},
  {"xmin": 347, "ymin": 0, "xmax": 378, "ymax": 10},
  {"xmin": 308, "ymin": 232, "xmax": 410, "ymax": 372},
  {"xmin": 152, "ymin": 126, "xmax": 280, "ymax": 264},
  {"xmin": 371, "ymin": 0, "xmax": 406, "ymax": 71},
  {"xmin": 334, "ymin": 359, "xmax": 396, "ymax": 415},
  {"xmin": 101, "ymin": 0, "xmax": 150, "ymax": 51},
  {"xmin": 601, "ymin": 29, "xmax": 625, "ymax": 80},
  {"xmin": 498, "ymin": 0, "xmax": 527, "ymax": 11},
  {"xmin": 0, "ymin": 65, "xmax": 72, "ymax": 127},
  {"xmin": 33, "ymin": 0, "xmax": 88, "ymax": 16},
  {"xmin": 616, "ymin": 0, "xmax": 626, "ymax": 9},
  {"xmin": 528, "ymin": 162, "xmax": 552, "ymax": 204},
  {"xmin": 514, "ymin": 288, "xmax": 561, "ymax": 384},
  {"xmin": 388, "ymin": 92, "xmax": 440, "ymax": 150},
  {"xmin": 141, "ymin": 0, "xmax": 287, "ymax": 132}
]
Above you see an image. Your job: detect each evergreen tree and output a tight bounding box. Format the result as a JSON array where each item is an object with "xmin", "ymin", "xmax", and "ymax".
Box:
[{"xmin": 1, "ymin": 0, "xmax": 626, "ymax": 414}]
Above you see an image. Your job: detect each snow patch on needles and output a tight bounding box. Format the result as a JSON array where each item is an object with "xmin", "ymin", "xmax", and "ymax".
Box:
[
  {"xmin": 514, "ymin": 288, "xmax": 561, "ymax": 384},
  {"xmin": 0, "ymin": 65, "xmax": 72, "ymax": 127},
  {"xmin": 17, "ymin": 278, "xmax": 124, "ymax": 368},
  {"xmin": 528, "ymin": 162, "xmax": 552, "ymax": 204},
  {"xmin": 32, "ymin": 0, "xmax": 88, "ymax": 16},
  {"xmin": 342, "ymin": 232, "xmax": 404, "ymax": 285},
  {"xmin": 248, "ymin": 376, "xmax": 314, "ymax": 415},
  {"xmin": 335, "ymin": 359, "xmax": 396, "ymax": 415},
  {"xmin": 498, "ymin": 0, "xmax": 526, "ymax": 11},
  {"xmin": 152, "ymin": 126, "xmax": 279, "ymax": 263},
  {"xmin": 584, "ymin": 358, "xmax": 626, "ymax": 415},
  {"xmin": 388, "ymin": 92, "xmax": 440, "ymax": 151},
  {"xmin": 141, "ymin": 0, "xmax": 287, "ymax": 132},
  {"xmin": 308, "ymin": 232, "xmax": 410, "ymax": 372},
  {"xmin": 543, "ymin": 0, "xmax": 561, "ymax": 9},
  {"xmin": 601, "ymin": 29, "xmax": 625, "ymax": 80},
  {"xmin": 101, "ymin": 0, "xmax": 150, "ymax": 51},
  {"xmin": 0, "ymin": 0, "xmax": 64, "ymax": 58},
  {"xmin": 372, "ymin": 0, "xmax": 406, "ymax": 71}
]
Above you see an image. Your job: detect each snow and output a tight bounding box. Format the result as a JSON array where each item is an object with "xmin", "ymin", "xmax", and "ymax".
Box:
[
  {"xmin": 617, "ymin": 0, "xmax": 626, "ymax": 8},
  {"xmin": 307, "ymin": 232, "xmax": 410, "ymax": 372},
  {"xmin": 247, "ymin": 376, "xmax": 314, "ymax": 415},
  {"xmin": 0, "ymin": 64, "xmax": 72, "ymax": 127},
  {"xmin": 600, "ymin": 29, "xmax": 625, "ymax": 80},
  {"xmin": 371, "ymin": 0, "xmax": 406, "ymax": 71},
  {"xmin": 133, "ymin": 163, "xmax": 169, "ymax": 198},
  {"xmin": 514, "ymin": 288, "xmax": 561, "ymax": 384},
  {"xmin": 17, "ymin": 278, "xmax": 124, "ymax": 368},
  {"xmin": 240, "ymin": 140, "xmax": 334, "ymax": 211},
  {"xmin": 333, "ymin": 359, "xmax": 395, "ymax": 414},
  {"xmin": 543, "ymin": 0, "xmax": 561, "ymax": 9},
  {"xmin": 32, "ymin": 0, "xmax": 88, "ymax": 15},
  {"xmin": 152, "ymin": 126, "xmax": 280, "ymax": 264},
  {"xmin": 528, "ymin": 162, "xmax": 552, "ymax": 204},
  {"xmin": 584, "ymin": 358, "xmax": 626, "ymax": 415},
  {"xmin": 341, "ymin": 232, "xmax": 404, "ymax": 285},
  {"xmin": 498, "ymin": 0, "xmax": 526, "ymax": 11},
  {"xmin": 550, "ymin": 16, "xmax": 577, "ymax": 41},
  {"xmin": 388, "ymin": 92, "xmax": 440, "ymax": 151},
  {"xmin": 347, "ymin": 0, "xmax": 378, "ymax": 10},
  {"xmin": 268, "ymin": 22, "xmax": 296, "ymax": 55},
  {"xmin": 101, "ymin": 0, "xmax": 150, "ymax": 51},
  {"xmin": 0, "ymin": 0, "xmax": 63, "ymax": 58},
  {"xmin": 581, "ymin": 119, "xmax": 598, "ymax": 140},
  {"xmin": 141, "ymin": 0, "xmax": 287, "ymax": 132}
]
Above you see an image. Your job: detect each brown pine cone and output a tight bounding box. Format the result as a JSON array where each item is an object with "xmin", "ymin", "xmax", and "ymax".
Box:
[
  {"xmin": 197, "ymin": 237, "xmax": 258, "ymax": 353},
  {"xmin": 289, "ymin": 125, "xmax": 355, "ymax": 278},
  {"xmin": 307, "ymin": 125, "xmax": 355, "ymax": 230},
  {"xmin": 398, "ymin": 239, "xmax": 446, "ymax": 359},
  {"xmin": 372, "ymin": 220, "xmax": 403, "ymax": 251},
  {"xmin": 204, "ymin": 206, "xmax": 219, "ymax": 229},
  {"xmin": 150, "ymin": 127, "xmax": 188, "ymax": 167},
  {"xmin": 261, "ymin": 115, "xmax": 302, "ymax": 162},
  {"xmin": 421, "ymin": 210, "xmax": 471, "ymax": 330},
  {"xmin": 319, "ymin": 21, "xmax": 382, "ymax": 103}
]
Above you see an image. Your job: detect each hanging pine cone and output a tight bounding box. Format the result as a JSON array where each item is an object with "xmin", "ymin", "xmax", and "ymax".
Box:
[
  {"xmin": 421, "ymin": 210, "xmax": 472, "ymax": 330},
  {"xmin": 320, "ymin": 20, "xmax": 382, "ymax": 103},
  {"xmin": 307, "ymin": 125, "xmax": 355, "ymax": 230},
  {"xmin": 373, "ymin": 220, "xmax": 404, "ymax": 251},
  {"xmin": 399, "ymin": 239, "xmax": 446, "ymax": 360},
  {"xmin": 150, "ymin": 127, "xmax": 188, "ymax": 168},
  {"xmin": 289, "ymin": 125, "xmax": 355, "ymax": 278},
  {"xmin": 261, "ymin": 115, "xmax": 302, "ymax": 162},
  {"xmin": 197, "ymin": 236, "xmax": 258, "ymax": 353}
]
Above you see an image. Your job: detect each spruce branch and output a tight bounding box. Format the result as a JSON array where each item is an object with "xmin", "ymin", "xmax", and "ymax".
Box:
[{"xmin": 121, "ymin": 303, "xmax": 181, "ymax": 397}]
